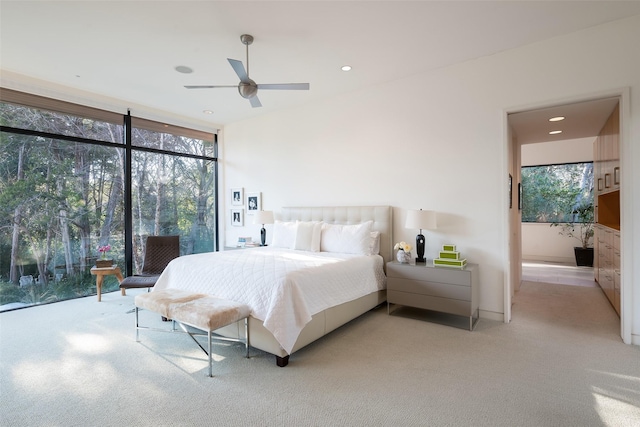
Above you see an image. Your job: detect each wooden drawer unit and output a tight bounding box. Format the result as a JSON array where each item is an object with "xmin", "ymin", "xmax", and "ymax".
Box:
[
  {"xmin": 386, "ymin": 261, "xmax": 479, "ymax": 330},
  {"xmin": 594, "ymin": 225, "xmax": 620, "ymax": 316}
]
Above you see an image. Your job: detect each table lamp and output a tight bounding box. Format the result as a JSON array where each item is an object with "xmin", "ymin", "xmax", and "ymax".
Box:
[
  {"xmin": 405, "ymin": 209, "xmax": 437, "ymax": 263},
  {"xmin": 253, "ymin": 210, "xmax": 274, "ymax": 246}
]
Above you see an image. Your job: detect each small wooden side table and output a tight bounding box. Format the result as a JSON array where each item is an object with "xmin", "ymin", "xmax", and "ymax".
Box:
[{"xmin": 90, "ymin": 265, "xmax": 124, "ymax": 302}]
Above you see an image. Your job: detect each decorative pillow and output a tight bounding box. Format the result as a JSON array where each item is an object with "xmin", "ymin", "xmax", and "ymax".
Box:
[
  {"xmin": 320, "ymin": 221, "xmax": 374, "ymax": 255},
  {"xmin": 369, "ymin": 231, "xmax": 381, "ymax": 255},
  {"xmin": 294, "ymin": 221, "xmax": 323, "ymax": 252},
  {"xmin": 271, "ymin": 221, "xmax": 297, "ymax": 249}
]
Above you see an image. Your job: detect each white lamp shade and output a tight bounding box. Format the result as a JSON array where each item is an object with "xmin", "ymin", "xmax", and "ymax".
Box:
[
  {"xmin": 253, "ymin": 210, "xmax": 274, "ymax": 225},
  {"xmin": 405, "ymin": 209, "xmax": 437, "ymax": 230}
]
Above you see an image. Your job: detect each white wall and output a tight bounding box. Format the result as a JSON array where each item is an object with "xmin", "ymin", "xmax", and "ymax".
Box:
[
  {"xmin": 521, "ymin": 137, "xmax": 595, "ymax": 262},
  {"xmin": 223, "ymin": 16, "xmax": 640, "ymax": 342},
  {"xmin": 522, "ymin": 224, "xmax": 590, "ymax": 264},
  {"xmin": 521, "ymin": 137, "xmax": 595, "ymax": 166}
]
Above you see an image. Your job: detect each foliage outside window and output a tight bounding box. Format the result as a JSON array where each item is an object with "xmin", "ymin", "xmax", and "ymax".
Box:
[
  {"xmin": 0, "ymin": 93, "xmax": 217, "ymax": 310},
  {"xmin": 521, "ymin": 162, "xmax": 593, "ymax": 223}
]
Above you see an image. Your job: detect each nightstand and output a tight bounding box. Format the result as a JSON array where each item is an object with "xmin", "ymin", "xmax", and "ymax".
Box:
[{"xmin": 386, "ymin": 260, "xmax": 479, "ymax": 330}]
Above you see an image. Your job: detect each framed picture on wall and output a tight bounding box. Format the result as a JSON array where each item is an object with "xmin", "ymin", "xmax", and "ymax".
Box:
[
  {"xmin": 231, "ymin": 188, "xmax": 243, "ymax": 206},
  {"xmin": 518, "ymin": 183, "xmax": 523, "ymax": 211},
  {"xmin": 246, "ymin": 192, "xmax": 261, "ymax": 215},
  {"xmin": 508, "ymin": 174, "xmax": 513, "ymax": 209},
  {"xmin": 231, "ymin": 209, "xmax": 244, "ymax": 226}
]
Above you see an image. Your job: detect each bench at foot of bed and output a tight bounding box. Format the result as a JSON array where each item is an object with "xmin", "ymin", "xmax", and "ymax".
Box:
[{"xmin": 134, "ymin": 288, "xmax": 251, "ymax": 377}]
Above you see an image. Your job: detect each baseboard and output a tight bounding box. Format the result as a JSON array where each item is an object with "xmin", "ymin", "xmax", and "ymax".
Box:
[
  {"xmin": 479, "ymin": 309, "xmax": 503, "ymax": 322},
  {"xmin": 522, "ymin": 256, "xmax": 575, "ymax": 264}
]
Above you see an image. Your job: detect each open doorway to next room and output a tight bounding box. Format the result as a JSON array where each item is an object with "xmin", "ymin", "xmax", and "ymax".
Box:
[{"xmin": 508, "ymin": 96, "xmax": 621, "ymax": 327}]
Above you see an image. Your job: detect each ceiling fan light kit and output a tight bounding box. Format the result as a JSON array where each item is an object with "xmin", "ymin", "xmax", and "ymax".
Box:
[{"xmin": 184, "ymin": 34, "xmax": 310, "ymax": 108}]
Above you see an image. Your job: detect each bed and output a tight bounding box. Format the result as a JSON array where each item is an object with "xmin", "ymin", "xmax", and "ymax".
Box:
[{"xmin": 153, "ymin": 205, "xmax": 392, "ymax": 366}]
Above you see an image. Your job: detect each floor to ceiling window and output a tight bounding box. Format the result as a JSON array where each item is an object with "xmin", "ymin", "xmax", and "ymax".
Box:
[{"xmin": 0, "ymin": 89, "xmax": 218, "ymax": 310}]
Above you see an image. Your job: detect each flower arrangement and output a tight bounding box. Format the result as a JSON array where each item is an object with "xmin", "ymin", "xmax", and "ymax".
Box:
[
  {"xmin": 98, "ymin": 244, "xmax": 111, "ymax": 259},
  {"xmin": 394, "ymin": 241, "xmax": 412, "ymax": 252}
]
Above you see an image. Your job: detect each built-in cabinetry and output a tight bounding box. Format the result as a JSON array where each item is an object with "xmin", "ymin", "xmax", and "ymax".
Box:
[
  {"xmin": 593, "ymin": 103, "xmax": 620, "ymax": 316},
  {"xmin": 594, "ymin": 225, "xmax": 620, "ymax": 315},
  {"xmin": 594, "ymin": 104, "xmax": 620, "ymax": 196}
]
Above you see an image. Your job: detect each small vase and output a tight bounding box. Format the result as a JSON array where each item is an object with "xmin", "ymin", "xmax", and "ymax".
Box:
[{"xmin": 396, "ymin": 250, "xmax": 411, "ymax": 264}]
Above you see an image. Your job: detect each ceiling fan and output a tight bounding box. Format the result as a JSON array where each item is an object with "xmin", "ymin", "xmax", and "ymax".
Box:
[{"xmin": 184, "ymin": 34, "xmax": 310, "ymax": 108}]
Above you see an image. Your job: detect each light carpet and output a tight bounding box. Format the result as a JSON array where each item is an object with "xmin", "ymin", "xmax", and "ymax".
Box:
[{"xmin": 1, "ymin": 282, "xmax": 639, "ymax": 426}]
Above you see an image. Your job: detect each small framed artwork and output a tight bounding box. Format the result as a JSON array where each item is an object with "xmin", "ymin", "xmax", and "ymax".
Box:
[
  {"xmin": 231, "ymin": 209, "xmax": 244, "ymax": 226},
  {"xmin": 246, "ymin": 192, "xmax": 261, "ymax": 215},
  {"xmin": 231, "ymin": 188, "xmax": 243, "ymax": 206},
  {"xmin": 508, "ymin": 174, "xmax": 513, "ymax": 209},
  {"xmin": 518, "ymin": 183, "xmax": 523, "ymax": 211}
]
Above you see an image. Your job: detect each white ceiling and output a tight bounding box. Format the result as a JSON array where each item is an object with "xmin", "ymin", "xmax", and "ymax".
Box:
[
  {"xmin": 1, "ymin": 1, "xmax": 639, "ymax": 131},
  {"xmin": 509, "ymin": 97, "xmax": 620, "ymax": 145}
]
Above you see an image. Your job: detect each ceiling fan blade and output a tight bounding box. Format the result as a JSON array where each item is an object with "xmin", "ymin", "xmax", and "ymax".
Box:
[
  {"xmin": 228, "ymin": 58, "xmax": 250, "ymax": 83},
  {"xmin": 184, "ymin": 85, "xmax": 238, "ymax": 89},
  {"xmin": 257, "ymin": 83, "xmax": 310, "ymax": 90},
  {"xmin": 249, "ymin": 96, "xmax": 262, "ymax": 108}
]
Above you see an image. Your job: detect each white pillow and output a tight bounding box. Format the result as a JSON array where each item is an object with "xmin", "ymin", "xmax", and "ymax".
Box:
[
  {"xmin": 294, "ymin": 221, "xmax": 322, "ymax": 252},
  {"xmin": 271, "ymin": 221, "xmax": 297, "ymax": 249},
  {"xmin": 369, "ymin": 231, "xmax": 381, "ymax": 255},
  {"xmin": 320, "ymin": 221, "xmax": 374, "ymax": 255}
]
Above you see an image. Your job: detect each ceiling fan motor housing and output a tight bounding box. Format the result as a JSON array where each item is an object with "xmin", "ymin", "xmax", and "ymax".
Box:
[{"xmin": 239, "ymin": 80, "xmax": 258, "ymax": 99}]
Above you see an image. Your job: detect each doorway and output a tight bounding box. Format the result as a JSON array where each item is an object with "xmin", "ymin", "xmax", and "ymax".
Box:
[{"xmin": 506, "ymin": 94, "xmax": 622, "ymax": 335}]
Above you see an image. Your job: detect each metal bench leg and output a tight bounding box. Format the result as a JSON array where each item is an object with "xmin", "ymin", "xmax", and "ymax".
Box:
[
  {"xmin": 208, "ymin": 329, "xmax": 213, "ymax": 377},
  {"xmin": 245, "ymin": 318, "xmax": 250, "ymax": 358},
  {"xmin": 135, "ymin": 307, "xmax": 140, "ymax": 342}
]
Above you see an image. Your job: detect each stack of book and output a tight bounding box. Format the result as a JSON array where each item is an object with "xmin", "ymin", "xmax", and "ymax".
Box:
[
  {"xmin": 237, "ymin": 237, "xmax": 253, "ymax": 248},
  {"xmin": 433, "ymin": 244, "xmax": 467, "ymax": 268}
]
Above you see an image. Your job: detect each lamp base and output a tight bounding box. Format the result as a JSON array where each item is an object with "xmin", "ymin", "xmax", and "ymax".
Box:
[
  {"xmin": 416, "ymin": 233, "xmax": 425, "ymax": 264},
  {"xmin": 260, "ymin": 227, "xmax": 267, "ymax": 246}
]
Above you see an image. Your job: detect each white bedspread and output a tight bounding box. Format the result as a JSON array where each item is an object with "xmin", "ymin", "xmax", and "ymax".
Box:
[{"xmin": 153, "ymin": 247, "xmax": 386, "ymax": 354}]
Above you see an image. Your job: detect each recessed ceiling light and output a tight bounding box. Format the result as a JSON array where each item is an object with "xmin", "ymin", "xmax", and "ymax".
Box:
[
  {"xmin": 341, "ymin": 65, "xmax": 352, "ymax": 71},
  {"xmin": 549, "ymin": 130, "xmax": 563, "ymax": 135},
  {"xmin": 549, "ymin": 116, "xmax": 565, "ymax": 122},
  {"xmin": 175, "ymin": 65, "xmax": 194, "ymax": 74},
  {"xmin": 203, "ymin": 110, "xmax": 213, "ymax": 115}
]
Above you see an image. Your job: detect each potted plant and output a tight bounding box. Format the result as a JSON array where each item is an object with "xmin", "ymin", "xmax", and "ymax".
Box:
[
  {"xmin": 96, "ymin": 244, "xmax": 113, "ymax": 268},
  {"xmin": 551, "ymin": 201, "xmax": 594, "ymax": 267}
]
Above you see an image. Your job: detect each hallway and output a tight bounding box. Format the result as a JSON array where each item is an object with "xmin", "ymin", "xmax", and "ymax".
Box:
[{"xmin": 522, "ymin": 260, "xmax": 596, "ymax": 288}]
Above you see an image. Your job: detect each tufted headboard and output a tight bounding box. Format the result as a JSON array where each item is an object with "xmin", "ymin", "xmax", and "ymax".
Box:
[{"xmin": 279, "ymin": 206, "xmax": 393, "ymax": 263}]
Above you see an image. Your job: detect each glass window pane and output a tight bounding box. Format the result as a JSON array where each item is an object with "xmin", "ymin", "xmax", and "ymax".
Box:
[
  {"xmin": 0, "ymin": 133, "xmax": 124, "ymax": 309},
  {"xmin": 131, "ymin": 117, "xmax": 215, "ymax": 157},
  {"xmin": 521, "ymin": 162, "xmax": 593, "ymax": 223},
  {"xmin": 0, "ymin": 101, "xmax": 124, "ymax": 144},
  {"xmin": 131, "ymin": 151, "xmax": 216, "ymax": 273}
]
